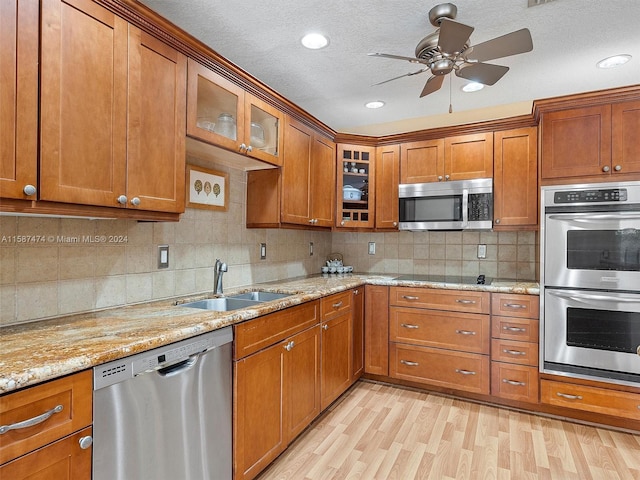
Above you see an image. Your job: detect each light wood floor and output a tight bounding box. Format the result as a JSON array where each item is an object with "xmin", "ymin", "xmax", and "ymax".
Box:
[{"xmin": 257, "ymin": 381, "xmax": 640, "ymax": 480}]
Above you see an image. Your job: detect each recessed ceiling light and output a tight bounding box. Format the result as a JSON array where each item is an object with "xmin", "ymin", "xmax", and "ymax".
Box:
[
  {"xmin": 301, "ymin": 33, "xmax": 329, "ymax": 50},
  {"xmin": 365, "ymin": 101, "xmax": 385, "ymax": 109},
  {"xmin": 461, "ymin": 82, "xmax": 484, "ymax": 93},
  {"xmin": 597, "ymin": 54, "xmax": 632, "ymax": 69}
]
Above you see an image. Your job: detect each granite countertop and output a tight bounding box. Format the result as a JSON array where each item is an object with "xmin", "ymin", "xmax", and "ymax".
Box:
[{"xmin": 0, "ymin": 274, "xmax": 539, "ymax": 394}]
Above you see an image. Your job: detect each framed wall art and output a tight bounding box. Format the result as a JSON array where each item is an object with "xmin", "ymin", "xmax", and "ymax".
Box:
[{"xmin": 186, "ymin": 164, "xmax": 229, "ymax": 211}]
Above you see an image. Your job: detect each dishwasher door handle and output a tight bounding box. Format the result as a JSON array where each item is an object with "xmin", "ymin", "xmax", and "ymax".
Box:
[{"xmin": 157, "ymin": 355, "xmax": 200, "ymax": 377}]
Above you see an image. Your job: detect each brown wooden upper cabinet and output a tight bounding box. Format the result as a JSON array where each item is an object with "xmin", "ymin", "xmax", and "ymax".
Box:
[
  {"xmin": 38, "ymin": 0, "xmax": 186, "ymax": 213},
  {"xmin": 375, "ymin": 144, "xmax": 399, "ymax": 229},
  {"xmin": 0, "ymin": 0, "xmax": 38, "ymax": 201},
  {"xmin": 246, "ymin": 116, "xmax": 335, "ymax": 228},
  {"xmin": 336, "ymin": 144, "xmax": 376, "ymax": 228},
  {"xmin": 400, "ymin": 132, "xmax": 493, "ymax": 183},
  {"xmin": 186, "ymin": 59, "xmax": 283, "ymax": 167},
  {"xmin": 540, "ymin": 100, "xmax": 640, "ymax": 183},
  {"xmin": 493, "ymin": 127, "xmax": 538, "ymax": 229}
]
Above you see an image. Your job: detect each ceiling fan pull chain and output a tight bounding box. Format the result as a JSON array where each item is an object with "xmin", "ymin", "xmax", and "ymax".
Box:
[{"xmin": 449, "ymin": 74, "xmax": 453, "ymax": 113}]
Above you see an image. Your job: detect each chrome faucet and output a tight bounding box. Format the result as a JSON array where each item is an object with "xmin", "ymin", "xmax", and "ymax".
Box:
[{"xmin": 214, "ymin": 259, "xmax": 227, "ymax": 295}]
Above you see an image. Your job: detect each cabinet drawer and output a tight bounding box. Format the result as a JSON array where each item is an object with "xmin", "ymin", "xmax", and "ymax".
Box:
[
  {"xmin": 320, "ymin": 291, "xmax": 351, "ymax": 321},
  {"xmin": 390, "ymin": 287, "xmax": 490, "ymax": 314},
  {"xmin": 491, "ymin": 363, "xmax": 539, "ymax": 403},
  {"xmin": 491, "ymin": 317, "xmax": 539, "ymax": 343},
  {"xmin": 0, "ymin": 370, "xmax": 92, "ymax": 465},
  {"xmin": 234, "ymin": 301, "xmax": 319, "ymax": 359},
  {"xmin": 390, "ymin": 343, "xmax": 490, "ymax": 395},
  {"xmin": 540, "ymin": 379, "xmax": 640, "ymax": 420},
  {"xmin": 491, "ymin": 339, "xmax": 538, "ymax": 366},
  {"xmin": 390, "ymin": 307, "xmax": 489, "ymax": 354},
  {"xmin": 491, "ymin": 293, "xmax": 539, "ymax": 319}
]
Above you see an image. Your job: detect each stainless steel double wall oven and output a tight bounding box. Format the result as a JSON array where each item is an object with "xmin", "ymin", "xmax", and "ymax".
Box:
[{"xmin": 541, "ymin": 181, "xmax": 640, "ymax": 386}]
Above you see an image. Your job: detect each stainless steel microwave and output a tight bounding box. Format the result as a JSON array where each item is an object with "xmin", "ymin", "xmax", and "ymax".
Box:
[{"xmin": 398, "ymin": 178, "xmax": 493, "ymax": 231}]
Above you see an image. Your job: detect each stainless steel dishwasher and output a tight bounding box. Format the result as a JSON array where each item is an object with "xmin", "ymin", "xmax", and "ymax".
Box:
[{"xmin": 93, "ymin": 327, "xmax": 233, "ymax": 480}]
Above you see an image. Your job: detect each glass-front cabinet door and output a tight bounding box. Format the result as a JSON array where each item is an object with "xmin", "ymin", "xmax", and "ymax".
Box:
[
  {"xmin": 187, "ymin": 59, "xmax": 282, "ymax": 166},
  {"xmin": 336, "ymin": 144, "xmax": 375, "ymax": 228}
]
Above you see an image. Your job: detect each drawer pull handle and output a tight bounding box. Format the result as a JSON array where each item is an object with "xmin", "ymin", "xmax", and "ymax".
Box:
[
  {"xmin": 402, "ymin": 295, "xmax": 419, "ymax": 300},
  {"xmin": 503, "ymin": 349, "xmax": 526, "ymax": 356},
  {"xmin": 400, "ymin": 360, "xmax": 419, "ymax": 366},
  {"xmin": 0, "ymin": 404, "xmax": 63, "ymax": 434},
  {"xmin": 502, "ymin": 379, "xmax": 526, "ymax": 386},
  {"xmin": 455, "ymin": 299, "xmax": 476, "ymax": 305},
  {"xmin": 556, "ymin": 392, "xmax": 583, "ymax": 401},
  {"xmin": 455, "ymin": 369, "xmax": 476, "ymax": 375},
  {"xmin": 503, "ymin": 303, "xmax": 526, "ymax": 309},
  {"xmin": 79, "ymin": 435, "xmax": 93, "ymax": 450},
  {"xmin": 400, "ymin": 323, "xmax": 419, "ymax": 329},
  {"xmin": 456, "ymin": 329, "xmax": 476, "ymax": 336},
  {"xmin": 503, "ymin": 326, "xmax": 527, "ymax": 333},
  {"xmin": 332, "ymin": 301, "xmax": 343, "ymax": 308}
]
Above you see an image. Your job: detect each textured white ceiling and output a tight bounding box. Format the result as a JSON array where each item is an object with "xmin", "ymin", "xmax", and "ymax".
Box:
[{"xmin": 139, "ymin": 0, "xmax": 640, "ymax": 135}]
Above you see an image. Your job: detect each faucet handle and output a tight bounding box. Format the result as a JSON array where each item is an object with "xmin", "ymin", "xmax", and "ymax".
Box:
[{"xmin": 220, "ymin": 262, "xmax": 228, "ymax": 272}]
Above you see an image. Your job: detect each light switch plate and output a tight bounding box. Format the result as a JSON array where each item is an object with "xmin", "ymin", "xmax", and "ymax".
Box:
[
  {"xmin": 477, "ymin": 244, "xmax": 487, "ymax": 259},
  {"xmin": 158, "ymin": 245, "xmax": 169, "ymax": 268},
  {"xmin": 368, "ymin": 242, "xmax": 376, "ymax": 255},
  {"xmin": 260, "ymin": 243, "xmax": 267, "ymax": 260}
]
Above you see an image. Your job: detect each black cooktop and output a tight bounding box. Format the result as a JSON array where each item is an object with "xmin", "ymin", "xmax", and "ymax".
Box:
[{"xmin": 394, "ymin": 274, "xmax": 490, "ymax": 285}]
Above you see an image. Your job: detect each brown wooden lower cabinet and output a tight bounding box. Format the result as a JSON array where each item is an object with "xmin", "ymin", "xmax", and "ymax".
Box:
[
  {"xmin": 540, "ymin": 379, "xmax": 640, "ymax": 421},
  {"xmin": 364, "ymin": 285, "xmax": 389, "ymax": 376},
  {"xmin": 351, "ymin": 288, "xmax": 364, "ymax": 381},
  {"xmin": 0, "ymin": 426, "xmax": 92, "ymax": 480},
  {"xmin": 390, "ymin": 342, "xmax": 490, "ymax": 395},
  {"xmin": 234, "ymin": 324, "xmax": 320, "ymax": 480},
  {"xmin": 491, "ymin": 362, "xmax": 539, "ymax": 403}
]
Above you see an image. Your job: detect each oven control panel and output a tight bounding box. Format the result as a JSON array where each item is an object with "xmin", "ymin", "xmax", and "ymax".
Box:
[{"xmin": 554, "ymin": 188, "xmax": 627, "ymax": 204}]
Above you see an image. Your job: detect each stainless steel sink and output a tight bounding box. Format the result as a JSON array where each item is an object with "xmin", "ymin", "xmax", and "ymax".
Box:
[
  {"xmin": 229, "ymin": 291, "xmax": 292, "ymax": 302},
  {"xmin": 180, "ymin": 297, "xmax": 262, "ymax": 311}
]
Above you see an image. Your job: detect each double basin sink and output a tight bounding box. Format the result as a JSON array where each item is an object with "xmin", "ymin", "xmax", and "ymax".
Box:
[{"xmin": 180, "ymin": 291, "xmax": 292, "ymax": 312}]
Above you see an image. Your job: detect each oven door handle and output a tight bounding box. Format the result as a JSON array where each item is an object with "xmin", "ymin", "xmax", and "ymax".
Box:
[
  {"xmin": 548, "ymin": 290, "xmax": 640, "ymax": 304},
  {"xmin": 547, "ymin": 213, "xmax": 640, "ymax": 223}
]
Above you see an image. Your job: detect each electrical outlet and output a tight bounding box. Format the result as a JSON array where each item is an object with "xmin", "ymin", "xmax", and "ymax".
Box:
[
  {"xmin": 260, "ymin": 243, "xmax": 267, "ymax": 260},
  {"xmin": 368, "ymin": 242, "xmax": 376, "ymax": 255},
  {"xmin": 309, "ymin": 242, "xmax": 314, "ymax": 256},
  {"xmin": 158, "ymin": 245, "xmax": 169, "ymax": 268},
  {"xmin": 477, "ymin": 244, "xmax": 487, "ymax": 259}
]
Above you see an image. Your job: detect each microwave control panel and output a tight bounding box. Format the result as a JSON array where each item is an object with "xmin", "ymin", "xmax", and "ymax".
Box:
[{"xmin": 468, "ymin": 193, "xmax": 492, "ymax": 221}]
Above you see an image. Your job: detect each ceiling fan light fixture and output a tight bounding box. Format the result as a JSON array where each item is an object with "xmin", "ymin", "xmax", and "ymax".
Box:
[
  {"xmin": 461, "ymin": 82, "xmax": 484, "ymax": 92},
  {"xmin": 365, "ymin": 101, "xmax": 386, "ymax": 109},
  {"xmin": 597, "ymin": 54, "xmax": 632, "ymax": 69},
  {"xmin": 301, "ymin": 33, "xmax": 329, "ymax": 50}
]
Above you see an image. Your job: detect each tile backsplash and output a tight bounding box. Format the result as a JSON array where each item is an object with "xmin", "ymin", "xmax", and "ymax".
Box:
[{"xmin": 1, "ymin": 161, "xmax": 537, "ymax": 326}]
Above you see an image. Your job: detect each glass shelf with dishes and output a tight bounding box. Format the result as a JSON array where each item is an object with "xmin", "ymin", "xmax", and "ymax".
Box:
[{"xmin": 337, "ymin": 144, "xmax": 375, "ymax": 228}]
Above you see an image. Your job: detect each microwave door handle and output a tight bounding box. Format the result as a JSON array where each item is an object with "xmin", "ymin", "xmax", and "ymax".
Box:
[
  {"xmin": 462, "ymin": 189, "xmax": 469, "ymax": 228},
  {"xmin": 549, "ymin": 290, "xmax": 640, "ymax": 304}
]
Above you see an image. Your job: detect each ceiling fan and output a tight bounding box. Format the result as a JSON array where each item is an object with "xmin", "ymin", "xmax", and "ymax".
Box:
[{"xmin": 369, "ymin": 3, "xmax": 533, "ymax": 97}]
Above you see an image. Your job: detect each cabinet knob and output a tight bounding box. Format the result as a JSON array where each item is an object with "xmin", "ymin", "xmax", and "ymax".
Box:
[
  {"xmin": 393, "ymin": 221, "xmax": 397, "ymax": 227},
  {"xmin": 614, "ymin": 164, "xmax": 622, "ymax": 172},
  {"xmin": 445, "ymin": 174, "xmax": 450, "ymax": 180},
  {"xmin": 340, "ymin": 221, "xmax": 345, "ymax": 226},
  {"xmin": 117, "ymin": 195, "xmax": 128, "ymax": 205},
  {"xmin": 79, "ymin": 436, "xmax": 93, "ymax": 450},
  {"xmin": 130, "ymin": 197, "xmax": 141, "ymax": 206},
  {"xmin": 246, "ymin": 145, "xmax": 253, "ymax": 153},
  {"xmin": 495, "ymin": 218, "xmax": 501, "ymax": 224},
  {"xmin": 602, "ymin": 165, "xmax": 610, "ymax": 172},
  {"xmin": 353, "ymin": 289, "xmax": 359, "ymax": 295},
  {"xmin": 322, "ymin": 324, "xmax": 329, "ymax": 330},
  {"xmin": 438, "ymin": 175, "xmax": 443, "ymax": 181},
  {"xmin": 23, "ymin": 184, "xmax": 37, "ymax": 196},
  {"xmin": 239, "ymin": 143, "xmax": 247, "ymax": 151}
]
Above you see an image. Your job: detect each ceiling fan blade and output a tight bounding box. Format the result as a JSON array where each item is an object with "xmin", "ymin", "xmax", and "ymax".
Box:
[
  {"xmin": 372, "ymin": 68, "xmax": 429, "ymax": 86},
  {"xmin": 456, "ymin": 62, "xmax": 509, "ymax": 85},
  {"xmin": 420, "ymin": 75, "xmax": 445, "ymax": 98},
  {"xmin": 368, "ymin": 52, "xmax": 428, "ymax": 65},
  {"xmin": 467, "ymin": 28, "xmax": 533, "ymax": 62},
  {"xmin": 438, "ymin": 19, "xmax": 474, "ymax": 55}
]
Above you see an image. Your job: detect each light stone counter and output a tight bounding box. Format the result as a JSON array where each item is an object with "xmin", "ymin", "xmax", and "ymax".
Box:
[{"xmin": 0, "ymin": 274, "xmax": 538, "ymax": 394}]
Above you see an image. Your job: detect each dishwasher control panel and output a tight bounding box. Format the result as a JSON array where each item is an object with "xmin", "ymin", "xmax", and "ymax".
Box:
[{"xmin": 94, "ymin": 327, "xmax": 233, "ymax": 390}]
